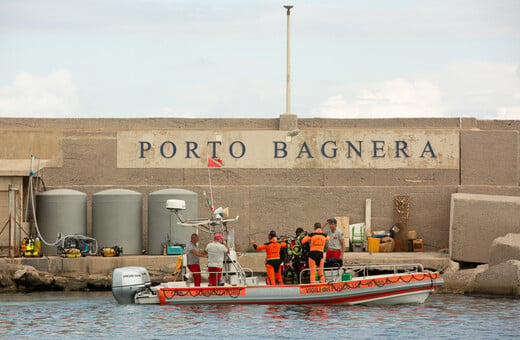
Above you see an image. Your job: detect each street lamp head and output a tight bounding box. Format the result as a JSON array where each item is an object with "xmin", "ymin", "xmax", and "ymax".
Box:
[{"xmin": 284, "ymin": 5, "xmax": 293, "ymax": 14}]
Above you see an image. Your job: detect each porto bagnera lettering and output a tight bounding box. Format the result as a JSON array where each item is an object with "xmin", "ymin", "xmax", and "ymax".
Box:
[{"xmin": 138, "ymin": 139, "xmax": 436, "ymax": 159}]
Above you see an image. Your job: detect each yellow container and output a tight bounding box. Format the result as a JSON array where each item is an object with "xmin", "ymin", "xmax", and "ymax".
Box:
[{"xmin": 367, "ymin": 237, "xmax": 380, "ymax": 253}]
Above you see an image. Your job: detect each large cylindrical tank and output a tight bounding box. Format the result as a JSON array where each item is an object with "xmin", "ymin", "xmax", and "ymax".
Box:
[
  {"xmin": 147, "ymin": 189, "xmax": 198, "ymax": 255},
  {"xmin": 36, "ymin": 189, "xmax": 87, "ymax": 255},
  {"xmin": 92, "ymin": 189, "xmax": 142, "ymax": 255}
]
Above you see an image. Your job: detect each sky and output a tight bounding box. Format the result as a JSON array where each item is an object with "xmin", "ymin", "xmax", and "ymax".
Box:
[{"xmin": 0, "ymin": 0, "xmax": 519, "ymax": 120}]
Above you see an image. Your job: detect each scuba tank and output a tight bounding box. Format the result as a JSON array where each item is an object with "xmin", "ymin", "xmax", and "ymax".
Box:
[
  {"xmin": 34, "ymin": 237, "xmax": 41, "ymax": 256},
  {"xmin": 101, "ymin": 246, "xmax": 122, "ymax": 257},
  {"xmin": 26, "ymin": 238, "xmax": 34, "ymax": 256},
  {"xmin": 101, "ymin": 248, "xmax": 115, "ymax": 257},
  {"xmin": 62, "ymin": 248, "xmax": 81, "ymax": 258},
  {"xmin": 21, "ymin": 238, "xmax": 27, "ymax": 256}
]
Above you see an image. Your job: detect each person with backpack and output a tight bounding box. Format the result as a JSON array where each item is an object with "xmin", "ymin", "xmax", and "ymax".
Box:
[{"xmin": 252, "ymin": 231, "xmax": 287, "ymax": 285}]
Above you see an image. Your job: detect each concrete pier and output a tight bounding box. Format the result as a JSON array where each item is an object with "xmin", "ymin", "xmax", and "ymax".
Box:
[{"xmin": 0, "ymin": 252, "xmax": 452, "ymax": 276}]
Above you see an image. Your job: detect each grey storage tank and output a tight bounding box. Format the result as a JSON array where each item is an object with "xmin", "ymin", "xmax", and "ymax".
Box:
[
  {"xmin": 93, "ymin": 189, "xmax": 142, "ymax": 255},
  {"xmin": 147, "ymin": 188, "xmax": 198, "ymax": 255},
  {"xmin": 36, "ymin": 189, "xmax": 87, "ymax": 255}
]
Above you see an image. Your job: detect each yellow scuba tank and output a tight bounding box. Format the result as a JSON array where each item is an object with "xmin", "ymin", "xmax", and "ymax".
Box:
[
  {"xmin": 101, "ymin": 247, "xmax": 115, "ymax": 257},
  {"xmin": 62, "ymin": 248, "xmax": 81, "ymax": 258},
  {"xmin": 34, "ymin": 237, "xmax": 41, "ymax": 256},
  {"xmin": 26, "ymin": 238, "xmax": 34, "ymax": 256}
]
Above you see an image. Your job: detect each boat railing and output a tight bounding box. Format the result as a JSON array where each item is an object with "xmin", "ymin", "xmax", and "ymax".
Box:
[
  {"xmin": 298, "ymin": 263, "xmax": 425, "ymax": 284},
  {"xmin": 298, "ymin": 266, "xmax": 346, "ymax": 284},
  {"xmin": 184, "ymin": 267, "xmax": 255, "ymax": 286},
  {"xmin": 342, "ymin": 263, "xmax": 425, "ymax": 277}
]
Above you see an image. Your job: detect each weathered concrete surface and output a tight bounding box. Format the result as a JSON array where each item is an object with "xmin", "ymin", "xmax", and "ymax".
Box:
[
  {"xmin": 1, "ymin": 252, "xmax": 453, "ymax": 275},
  {"xmin": 15, "ymin": 256, "xmax": 180, "ymax": 275},
  {"xmin": 450, "ymin": 193, "xmax": 520, "ymax": 263},
  {"xmin": 489, "ymin": 233, "xmax": 520, "ymax": 266},
  {"xmin": 443, "ymin": 234, "xmax": 520, "ymax": 297},
  {"xmin": 440, "ymin": 265, "xmax": 488, "ymax": 294},
  {"xmin": 467, "ymin": 260, "xmax": 520, "ymax": 297},
  {"xmin": 461, "ymin": 130, "xmax": 519, "ymax": 186},
  {"xmin": 2, "ymin": 117, "xmax": 519, "ymax": 257},
  {"xmin": 457, "ymin": 185, "xmax": 520, "ymax": 197}
]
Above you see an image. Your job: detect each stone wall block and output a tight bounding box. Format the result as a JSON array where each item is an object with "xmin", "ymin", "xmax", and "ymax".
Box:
[
  {"xmin": 467, "ymin": 260, "xmax": 520, "ymax": 297},
  {"xmin": 461, "ymin": 130, "xmax": 519, "ymax": 185},
  {"xmin": 450, "ymin": 193, "xmax": 520, "ymax": 263},
  {"xmin": 489, "ymin": 233, "xmax": 520, "ymax": 266}
]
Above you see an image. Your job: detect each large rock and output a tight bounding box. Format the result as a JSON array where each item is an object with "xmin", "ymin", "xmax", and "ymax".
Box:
[
  {"xmin": 10, "ymin": 265, "xmax": 57, "ymax": 291},
  {"xmin": 441, "ymin": 265, "xmax": 487, "ymax": 294},
  {"xmin": 0, "ymin": 262, "xmax": 112, "ymax": 292},
  {"xmin": 0, "ymin": 265, "xmax": 16, "ymax": 291},
  {"xmin": 489, "ymin": 233, "xmax": 520, "ymax": 266},
  {"xmin": 450, "ymin": 193, "xmax": 520, "ymax": 263},
  {"xmin": 53, "ymin": 275, "xmax": 88, "ymax": 291},
  {"xmin": 467, "ymin": 260, "xmax": 520, "ymax": 297}
]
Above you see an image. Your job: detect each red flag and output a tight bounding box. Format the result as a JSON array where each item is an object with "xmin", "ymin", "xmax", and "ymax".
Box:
[{"xmin": 207, "ymin": 157, "xmax": 223, "ymax": 168}]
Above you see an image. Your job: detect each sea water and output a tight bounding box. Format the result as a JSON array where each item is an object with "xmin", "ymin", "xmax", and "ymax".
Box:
[{"xmin": 0, "ymin": 292, "xmax": 518, "ymax": 339}]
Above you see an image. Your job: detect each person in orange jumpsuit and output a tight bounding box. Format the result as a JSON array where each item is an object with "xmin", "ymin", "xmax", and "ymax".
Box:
[
  {"xmin": 301, "ymin": 223, "xmax": 330, "ymax": 284},
  {"xmin": 252, "ymin": 231, "xmax": 287, "ymax": 285}
]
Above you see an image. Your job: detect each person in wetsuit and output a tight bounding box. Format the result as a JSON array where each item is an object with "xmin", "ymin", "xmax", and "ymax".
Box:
[
  {"xmin": 252, "ymin": 231, "xmax": 287, "ymax": 285},
  {"xmin": 291, "ymin": 227, "xmax": 309, "ymax": 283},
  {"xmin": 301, "ymin": 223, "xmax": 330, "ymax": 284}
]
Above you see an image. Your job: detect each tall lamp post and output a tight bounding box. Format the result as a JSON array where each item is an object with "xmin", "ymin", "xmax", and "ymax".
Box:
[{"xmin": 283, "ymin": 5, "xmax": 293, "ymax": 115}]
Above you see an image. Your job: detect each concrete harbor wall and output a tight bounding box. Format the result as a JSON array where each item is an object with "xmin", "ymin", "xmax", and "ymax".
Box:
[
  {"xmin": 0, "ymin": 117, "xmax": 519, "ymax": 264},
  {"xmin": 450, "ymin": 194, "xmax": 520, "ymax": 263},
  {"xmin": 2, "ymin": 252, "xmax": 453, "ymax": 276}
]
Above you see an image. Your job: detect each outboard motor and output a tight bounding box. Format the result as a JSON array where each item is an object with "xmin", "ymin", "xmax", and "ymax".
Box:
[{"xmin": 112, "ymin": 267, "xmax": 151, "ymax": 304}]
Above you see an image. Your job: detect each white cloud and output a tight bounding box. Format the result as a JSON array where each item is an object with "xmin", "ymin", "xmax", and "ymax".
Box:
[
  {"xmin": 440, "ymin": 62, "xmax": 520, "ymax": 117},
  {"xmin": 311, "ymin": 78, "xmax": 442, "ymax": 118},
  {"xmin": 310, "ymin": 62, "xmax": 520, "ymax": 119},
  {"xmin": 497, "ymin": 108, "xmax": 520, "ymax": 119},
  {"xmin": 0, "ymin": 69, "xmax": 80, "ymax": 117}
]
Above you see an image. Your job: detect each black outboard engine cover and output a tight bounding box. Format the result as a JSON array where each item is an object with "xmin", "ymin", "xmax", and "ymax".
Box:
[{"xmin": 112, "ymin": 267, "xmax": 151, "ymax": 304}]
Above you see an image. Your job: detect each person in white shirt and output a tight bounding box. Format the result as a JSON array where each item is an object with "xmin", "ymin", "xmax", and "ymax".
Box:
[
  {"xmin": 205, "ymin": 233, "xmax": 229, "ymax": 286},
  {"xmin": 185, "ymin": 233, "xmax": 207, "ymax": 286}
]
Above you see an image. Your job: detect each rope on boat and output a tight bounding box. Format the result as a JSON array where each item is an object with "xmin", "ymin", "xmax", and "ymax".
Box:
[
  {"xmin": 327, "ymin": 272, "xmax": 438, "ymax": 292},
  {"xmin": 162, "ymin": 287, "xmax": 244, "ymax": 299}
]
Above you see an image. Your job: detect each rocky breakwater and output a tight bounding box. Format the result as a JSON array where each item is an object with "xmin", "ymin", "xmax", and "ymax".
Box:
[
  {"xmin": 0, "ymin": 263, "xmax": 111, "ymax": 292},
  {"xmin": 442, "ymin": 233, "xmax": 520, "ymax": 297},
  {"xmin": 0, "ymin": 259, "xmax": 176, "ymax": 293}
]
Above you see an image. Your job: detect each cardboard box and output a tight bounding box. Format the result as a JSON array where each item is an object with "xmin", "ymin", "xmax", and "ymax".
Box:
[
  {"xmin": 407, "ymin": 230, "xmax": 417, "ymax": 240},
  {"xmin": 413, "ymin": 239, "xmax": 424, "ymax": 252}
]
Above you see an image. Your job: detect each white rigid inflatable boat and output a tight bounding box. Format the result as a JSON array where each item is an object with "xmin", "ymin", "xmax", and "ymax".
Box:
[
  {"xmin": 112, "ymin": 199, "xmax": 444, "ymax": 305},
  {"xmin": 112, "ymin": 262, "xmax": 443, "ymax": 305}
]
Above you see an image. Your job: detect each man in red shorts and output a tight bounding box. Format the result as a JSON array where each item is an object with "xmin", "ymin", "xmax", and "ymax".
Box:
[{"xmin": 324, "ymin": 218, "xmax": 345, "ymax": 262}]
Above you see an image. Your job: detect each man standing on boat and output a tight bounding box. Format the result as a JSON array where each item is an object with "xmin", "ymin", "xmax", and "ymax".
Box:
[
  {"xmin": 205, "ymin": 234, "xmax": 229, "ymax": 286},
  {"xmin": 323, "ymin": 218, "xmax": 345, "ymax": 264},
  {"xmin": 252, "ymin": 231, "xmax": 287, "ymax": 285},
  {"xmin": 185, "ymin": 233, "xmax": 207, "ymax": 287},
  {"xmin": 301, "ymin": 223, "xmax": 330, "ymax": 284}
]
